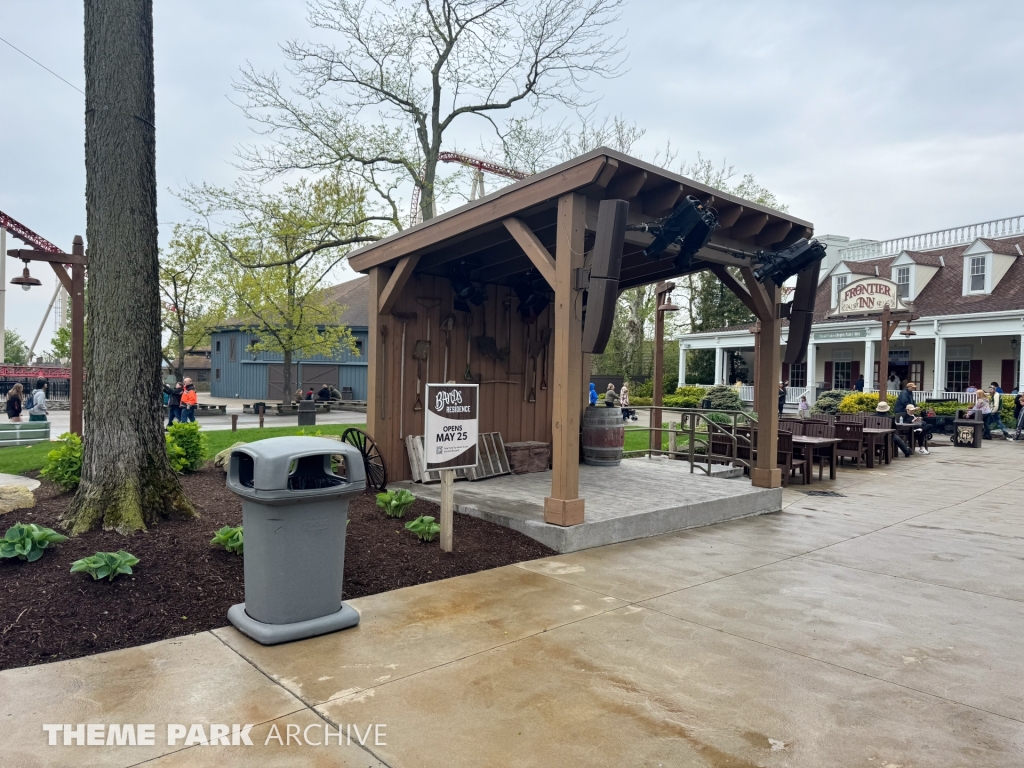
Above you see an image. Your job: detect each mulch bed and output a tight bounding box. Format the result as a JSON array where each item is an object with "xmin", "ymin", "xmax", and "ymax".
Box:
[{"xmin": 0, "ymin": 466, "xmax": 554, "ymax": 671}]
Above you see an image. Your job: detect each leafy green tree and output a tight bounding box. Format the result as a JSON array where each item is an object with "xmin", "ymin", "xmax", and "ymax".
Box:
[
  {"xmin": 235, "ymin": 0, "xmax": 625, "ymax": 225},
  {"xmin": 160, "ymin": 226, "xmax": 224, "ymax": 381},
  {"xmin": 182, "ymin": 175, "xmax": 370, "ymax": 402},
  {"xmin": 4, "ymin": 329, "xmax": 29, "ymax": 365}
]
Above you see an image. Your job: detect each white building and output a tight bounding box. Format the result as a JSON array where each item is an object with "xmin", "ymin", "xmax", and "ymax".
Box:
[{"xmin": 677, "ymin": 215, "xmax": 1024, "ymax": 406}]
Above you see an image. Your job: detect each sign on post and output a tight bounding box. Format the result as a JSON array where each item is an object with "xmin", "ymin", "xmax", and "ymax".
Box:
[
  {"xmin": 831, "ymin": 277, "xmax": 908, "ymax": 317},
  {"xmin": 424, "ymin": 383, "xmax": 479, "ymax": 552}
]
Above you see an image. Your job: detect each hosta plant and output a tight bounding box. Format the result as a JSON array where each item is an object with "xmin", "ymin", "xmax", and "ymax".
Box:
[
  {"xmin": 211, "ymin": 525, "xmax": 244, "ymax": 555},
  {"xmin": 0, "ymin": 523, "xmax": 68, "ymax": 562},
  {"xmin": 166, "ymin": 422, "xmax": 206, "ymax": 473},
  {"xmin": 376, "ymin": 488, "xmax": 416, "ymax": 519},
  {"xmin": 40, "ymin": 432, "xmax": 83, "ymax": 492},
  {"xmin": 70, "ymin": 551, "xmax": 140, "ymax": 582},
  {"xmin": 405, "ymin": 515, "xmax": 440, "ymax": 542}
]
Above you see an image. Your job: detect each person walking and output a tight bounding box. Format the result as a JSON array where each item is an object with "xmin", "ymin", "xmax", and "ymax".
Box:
[
  {"xmin": 968, "ymin": 392, "xmax": 993, "ymax": 439},
  {"xmin": 163, "ymin": 381, "xmax": 183, "ymax": 427},
  {"xmin": 27, "ymin": 379, "xmax": 49, "ymax": 422},
  {"xmin": 854, "ymin": 374, "xmax": 865, "ymax": 392},
  {"xmin": 797, "ymin": 395, "xmax": 810, "ymax": 419},
  {"xmin": 588, "ymin": 383, "xmax": 598, "ymax": 406},
  {"xmin": 604, "ymin": 383, "xmax": 619, "ymax": 408},
  {"xmin": 778, "ymin": 382, "xmax": 787, "ymax": 417},
  {"xmin": 5, "ymin": 383, "xmax": 24, "ymax": 422},
  {"xmin": 620, "ymin": 381, "xmax": 636, "ymax": 422},
  {"xmin": 1014, "ymin": 392, "xmax": 1024, "ymax": 441},
  {"xmin": 179, "ymin": 378, "xmax": 198, "ymax": 423},
  {"xmin": 894, "ymin": 381, "xmax": 916, "ymax": 418},
  {"xmin": 986, "ymin": 385, "xmax": 1013, "ymax": 438}
]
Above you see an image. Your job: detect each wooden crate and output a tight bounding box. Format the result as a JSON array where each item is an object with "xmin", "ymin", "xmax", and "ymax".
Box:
[{"xmin": 503, "ymin": 441, "xmax": 551, "ymax": 474}]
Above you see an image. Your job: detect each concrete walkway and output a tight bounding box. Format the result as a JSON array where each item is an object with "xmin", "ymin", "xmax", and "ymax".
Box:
[{"xmin": 3, "ymin": 443, "xmax": 1024, "ymax": 765}]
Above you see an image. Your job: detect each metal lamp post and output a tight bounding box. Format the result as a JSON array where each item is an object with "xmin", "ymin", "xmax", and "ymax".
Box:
[{"xmin": 6, "ymin": 236, "xmax": 86, "ymax": 436}]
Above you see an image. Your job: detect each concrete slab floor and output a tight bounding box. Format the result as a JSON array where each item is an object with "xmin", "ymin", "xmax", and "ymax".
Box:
[{"xmin": 3, "ymin": 442, "xmax": 1024, "ymax": 766}]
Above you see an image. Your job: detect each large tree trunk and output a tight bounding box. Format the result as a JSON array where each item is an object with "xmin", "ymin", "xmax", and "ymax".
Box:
[
  {"xmin": 63, "ymin": 0, "xmax": 195, "ymax": 535},
  {"xmin": 282, "ymin": 348, "xmax": 293, "ymax": 405}
]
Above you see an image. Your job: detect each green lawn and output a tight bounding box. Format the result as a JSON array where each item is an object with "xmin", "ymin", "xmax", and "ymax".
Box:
[
  {"xmin": 623, "ymin": 426, "xmax": 691, "ymax": 454},
  {"xmin": 0, "ymin": 423, "xmax": 362, "ymax": 477}
]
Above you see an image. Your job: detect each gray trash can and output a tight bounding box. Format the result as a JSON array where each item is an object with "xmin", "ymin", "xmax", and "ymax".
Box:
[{"xmin": 225, "ymin": 436, "xmax": 365, "ymax": 645}]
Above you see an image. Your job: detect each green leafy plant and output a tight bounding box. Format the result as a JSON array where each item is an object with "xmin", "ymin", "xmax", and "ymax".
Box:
[
  {"xmin": 376, "ymin": 488, "xmax": 416, "ymax": 518},
  {"xmin": 810, "ymin": 389, "xmax": 852, "ymax": 415},
  {"xmin": 210, "ymin": 525, "xmax": 244, "ymax": 555},
  {"xmin": 405, "ymin": 515, "xmax": 440, "ymax": 542},
  {"xmin": 0, "ymin": 523, "xmax": 68, "ymax": 562},
  {"xmin": 40, "ymin": 432, "xmax": 83, "ymax": 492},
  {"xmin": 838, "ymin": 392, "xmax": 897, "ymax": 413},
  {"xmin": 166, "ymin": 422, "xmax": 206, "ymax": 473},
  {"xmin": 703, "ymin": 385, "xmax": 745, "ymax": 411},
  {"xmin": 70, "ymin": 551, "xmax": 140, "ymax": 581}
]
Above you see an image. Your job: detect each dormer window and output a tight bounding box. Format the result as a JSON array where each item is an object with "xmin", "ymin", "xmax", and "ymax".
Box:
[
  {"xmin": 968, "ymin": 256, "xmax": 986, "ymax": 292},
  {"xmin": 832, "ymin": 274, "xmax": 848, "ymax": 306},
  {"xmin": 895, "ymin": 266, "xmax": 910, "ymax": 298}
]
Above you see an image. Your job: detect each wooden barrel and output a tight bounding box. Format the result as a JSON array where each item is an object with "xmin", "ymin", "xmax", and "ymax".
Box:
[{"xmin": 582, "ymin": 405, "xmax": 624, "ymax": 466}]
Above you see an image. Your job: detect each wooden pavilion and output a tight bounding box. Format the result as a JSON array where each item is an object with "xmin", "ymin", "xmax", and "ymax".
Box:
[{"xmin": 349, "ymin": 148, "xmax": 814, "ymax": 527}]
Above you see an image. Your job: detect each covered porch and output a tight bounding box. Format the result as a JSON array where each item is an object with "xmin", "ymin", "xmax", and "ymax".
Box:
[{"xmin": 349, "ymin": 147, "xmax": 816, "ymax": 528}]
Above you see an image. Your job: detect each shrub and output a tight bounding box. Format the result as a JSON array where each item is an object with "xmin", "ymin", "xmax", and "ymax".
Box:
[
  {"xmin": 166, "ymin": 422, "xmax": 206, "ymax": 473},
  {"xmin": 838, "ymin": 392, "xmax": 897, "ymax": 413},
  {"xmin": 405, "ymin": 515, "xmax": 440, "ymax": 542},
  {"xmin": 927, "ymin": 400, "xmax": 961, "ymax": 416},
  {"xmin": 70, "ymin": 551, "xmax": 139, "ymax": 582},
  {"xmin": 0, "ymin": 523, "xmax": 68, "ymax": 562},
  {"xmin": 630, "ymin": 379, "xmax": 654, "ymax": 398},
  {"xmin": 40, "ymin": 432, "xmax": 83, "ymax": 492},
  {"xmin": 376, "ymin": 488, "xmax": 416, "ymax": 518},
  {"xmin": 675, "ymin": 385, "xmax": 707, "ymax": 401},
  {"xmin": 810, "ymin": 389, "xmax": 852, "ymax": 415},
  {"xmin": 704, "ymin": 385, "xmax": 744, "ymax": 411},
  {"xmin": 210, "ymin": 525, "xmax": 244, "ymax": 555}
]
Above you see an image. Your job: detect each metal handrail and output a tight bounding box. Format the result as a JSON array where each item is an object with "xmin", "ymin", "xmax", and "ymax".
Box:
[{"xmin": 622, "ymin": 407, "xmax": 758, "ymax": 476}]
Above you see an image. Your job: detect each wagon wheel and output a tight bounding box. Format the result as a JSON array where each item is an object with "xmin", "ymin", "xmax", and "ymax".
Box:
[{"xmin": 342, "ymin": 427, "xmax": 388, "ymax": 491}]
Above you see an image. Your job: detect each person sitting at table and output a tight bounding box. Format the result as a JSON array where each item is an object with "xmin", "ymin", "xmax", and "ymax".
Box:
[
  {"xmin": 901, "ymin": 403, "xmax": 931, "ymax": 455},
  {"xmin": 876, "ymin": 402, "xmax": 913, "ymax": 458}
]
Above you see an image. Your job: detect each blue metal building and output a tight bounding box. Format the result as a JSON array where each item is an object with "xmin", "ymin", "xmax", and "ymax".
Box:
[{"xmin": 210, "ymin": 276, "xmax": 369, "ymax": 401}]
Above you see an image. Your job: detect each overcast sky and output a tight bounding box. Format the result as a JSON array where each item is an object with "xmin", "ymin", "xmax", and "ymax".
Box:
[{"xmin": 2, "ymin": 0, "xmax": 1022, "ymax": 349}]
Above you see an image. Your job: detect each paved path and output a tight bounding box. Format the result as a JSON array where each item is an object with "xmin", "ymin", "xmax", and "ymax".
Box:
[{"xmin": 3, "ymin": 442, "xmax": 1024, "ymax": 766}]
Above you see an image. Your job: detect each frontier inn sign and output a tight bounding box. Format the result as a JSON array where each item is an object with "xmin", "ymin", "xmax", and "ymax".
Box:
[{"xmin": 830, "ymin": 276, "xmax": 910, "ymax": 317}]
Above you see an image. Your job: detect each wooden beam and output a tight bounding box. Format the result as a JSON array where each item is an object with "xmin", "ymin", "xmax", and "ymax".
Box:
[
  {"xmin": 716, "ymin": 205, "xmax": 744, "ymax": 229},
  {"xmin": 777, "ymin": 224, "xmax": 812, "ymax": 249},
  {"xmin": 366, "ymin": 267, "xmax": 387, "ymax": 430},
  {"xmin": 751, "ymin": 281, "xmax": 782, "ymax": 489},
  {"xmin": 709, "ymin": 264, "xmax": 759, "ymax": 317},
  {"xmin": 49, "ymin": 262, "xmax": 72, "ymax": 293},
  {"xmin": 592, "ymin": 157, "xmax": 620, "ymax": 188},
  {"xmin": 642, "ymin": 183, "xmax": 684, "ymax": 216},
  {"xmin": 473, "ymin": 255, "xmax": 534, "ymax": 284},
  {"xmin": 739, "ymin": 266, "xmax": 774, "ymax": 322},
  {"xmin": 378, "ymin": 254, "xmax": 420, "ymax": 315},
  {"xmin": 6, "ymin": 248, "xmax": 87, "ymax": 266},
  {"xmin": 349, "ymin": 156, "xmax": 612, "ymax": 272},
  {"xmin": 503, "ymin": 217, "xmax": 556, "ymax": 287},
  {"xmin": 755, "ymin": 221, "xmax": 793, "ymax": 248},
  {"xmin": 546, "ymin": 192, "xmax": 586, "ymax": 527},
  {"xmin": 729, "ymin": 213, "xmax": 770, "ymax": 240},
  {"xmin": 605, "ymin": 169, "xmax": 647, "ymax": 200}
]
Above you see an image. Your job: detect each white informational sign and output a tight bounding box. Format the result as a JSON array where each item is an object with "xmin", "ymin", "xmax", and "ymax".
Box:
[
  {"xmin": 831, "ymin": 277, "xmax": 909, "ymax": 317},
  {"xmin": 423, "ymin": 383, "xmax": 479, "ymax": 473}
]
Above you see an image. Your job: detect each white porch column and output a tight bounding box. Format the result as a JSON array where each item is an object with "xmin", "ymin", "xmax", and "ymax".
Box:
[
  {"xmin": 933, "ymin": 336, "xmax": 945, "ymax": 395},
  {"xmin": 714, "ymin": 346, "xmax": 725, "ymax": 385},
  {"xmin": 864, "ymin": 338, "xmax": 874, "ymax": 389},
  {"xmin": 806, "ymin": 342, "xmax": 817, "ymax": 404},
  {"xmin": 678, "ymin": 344, "xmax": 687, "ymax": 387}
]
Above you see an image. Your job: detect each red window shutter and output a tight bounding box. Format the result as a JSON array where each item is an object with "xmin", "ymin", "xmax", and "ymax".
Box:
[
  {"xmin": 1001, "ymin": 359, "xmax": 1016, "ymax": 392},
  {"xmin": 824, "ymin": 361, "xmax": 834, "ymax": 389},
  {"xmin": 782, "ymin": 363, "xmax": 790, "ymax": 384},
  {"xmin": 969, "ymin": 360, "xmax": 983, "ymax": 390},
  {"xmin": 873, "ymin": 361, "xmax": 880, "ymax": 388},
  {"xmin": 851, "ymin": 361, "xmax": 860, "ymax": 385}
]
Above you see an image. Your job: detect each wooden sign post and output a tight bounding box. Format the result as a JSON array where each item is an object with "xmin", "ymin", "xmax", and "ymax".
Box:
[{"xmin": 424, "ymin": 383, "xmax": 479, "ymax": 552}]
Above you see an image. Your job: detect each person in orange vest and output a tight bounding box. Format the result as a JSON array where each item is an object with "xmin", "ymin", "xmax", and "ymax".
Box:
[{"xmin": 179, "ymin": 377, "xmax": 198, "ymax": 423}]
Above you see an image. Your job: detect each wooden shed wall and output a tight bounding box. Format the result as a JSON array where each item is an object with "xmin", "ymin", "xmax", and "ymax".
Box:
[{"xmin": 371, "ymin": 273, "xmax": 556, "ymax": 482}]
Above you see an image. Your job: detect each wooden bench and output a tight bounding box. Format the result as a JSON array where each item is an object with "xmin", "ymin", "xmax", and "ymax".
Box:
[{"xmin": 0, "ymin": 421, "xmax": 51, "ymax": 448}]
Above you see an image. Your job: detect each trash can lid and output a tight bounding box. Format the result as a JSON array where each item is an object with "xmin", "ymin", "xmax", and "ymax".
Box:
[{"xmin": 228, "ymin": 436, "xmax": 365, "ymax": 494}]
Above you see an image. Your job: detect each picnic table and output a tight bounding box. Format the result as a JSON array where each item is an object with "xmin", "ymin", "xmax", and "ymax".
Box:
[
  {"xmin": 862, "ymin": 427, "xmax": 895, "ymax": 467},
  {"xmin": 792, "ymin": 435, "xmax": 841, "ymax": 481}
]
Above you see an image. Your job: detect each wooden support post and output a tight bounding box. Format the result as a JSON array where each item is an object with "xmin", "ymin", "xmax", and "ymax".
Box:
[
  {"xmin": 367, "ymin": 267, "xmax": 387, "ymax": 428},
  {"xmin": 440, "ymin": 469, "xmax": 454, "ymax": 552},
  {"xmin": 651, "ymin": 300, "xmax": 665, "ymax": 455},
  {"xmin": 668, "ymin": 421, "xmax": 678, "ymax": 456},
  {"xmin": 751, "ymin": 283, "xmax": 782, "ymax": 488},
  {"xmin": 545, "ymin": 192, "xmax": 586, "ymax": 527},
  {"xmin": 259, "ymin": 404, "xmax": 264, "ymax": 429},
  {"xmin": 69, "ymin": 238, "xmax": 85, "ymax": 437},
  {"xmin": 231, "ymin": 414, "xmax": 237, "ymax": 432},
  {"xmin": 879, "ymin": 305, "xmax": 890, "ymax": 404}
]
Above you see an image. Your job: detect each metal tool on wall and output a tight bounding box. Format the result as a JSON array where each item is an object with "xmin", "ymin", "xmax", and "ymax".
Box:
[
  {"xmin": 440, "ymin": 313, "xmax": 455, "ymax": 382},
  {"xmin": 463, "ymin": 310, "xmax": 474, "ymax": 381},
  {"xmin": 416, "ymin": 297, "xmax": 441, "ymax": 384},
  {"xmin": 475, "ymin": 308, "xmax": 501, "ymax": 361},
  {"xmin": 538, "ymin": 326, "xmax": 552, "ymax": 390},
  {"xmin": 379, "ymin": 324, "xmax": 388, "ymax": 420},
  {"xmin": 500, "ymin": 297, "xmax": 523, "ymax": 374},
  {"xmin": 392, "ymin": 312, "xmax": 417, "ymax": 438},
  {"xmin": 528, "ymin": 329, "xmax": 540, "ymax": 402},
  {"xmin": 522, "ymin": 326, "xmax": 531, "ymax": 402},
  {"xmin": 412, "ymin": 337, "xmax": 428, "ymax": 412}
]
